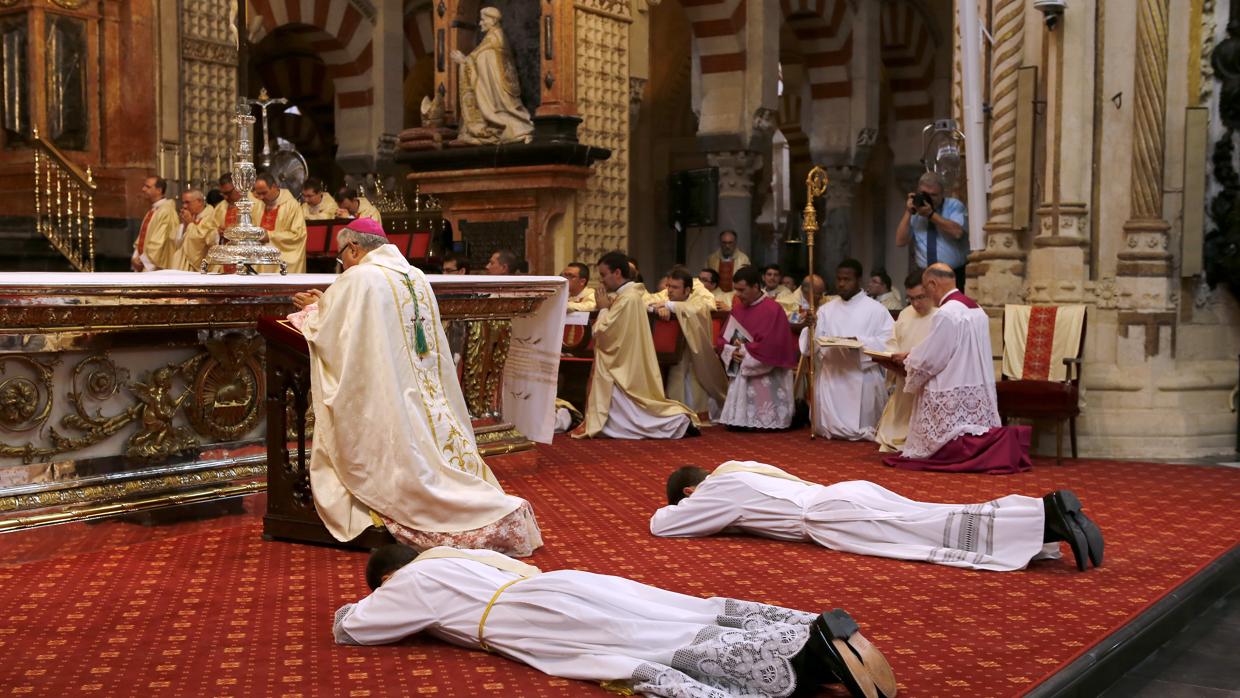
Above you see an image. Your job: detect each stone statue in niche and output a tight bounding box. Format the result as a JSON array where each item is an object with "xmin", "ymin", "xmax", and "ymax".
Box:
[{"xmin": 450, "ymin": 7, "xmax": 533, "ymax": 145}]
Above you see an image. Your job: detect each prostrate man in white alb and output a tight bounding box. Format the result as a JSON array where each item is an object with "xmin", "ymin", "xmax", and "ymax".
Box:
[
  {"xmin": 808, "ymin": 259, "xmax": 894, "ymax": 441},
  {"xmin": 289, "ymin": 218, "xmax": 542, "ymax": 556},
  {"xmin": 652, "ymin": 461, "xmax": 1104, "ymax": 572},
  {"xmin": 875, "ymin": 270, "xmax": 937, "ymax": 452},
  {"xmin": 648, "ymin": 267, "xmax": 728, "ymax": 418},
  {"xmin": 881, "ymin": 263, "xmax": 1032, "ymax": 474},
  {"xmin": 334, "ymin": 545, "xmax": 898, "ymax": 698}
]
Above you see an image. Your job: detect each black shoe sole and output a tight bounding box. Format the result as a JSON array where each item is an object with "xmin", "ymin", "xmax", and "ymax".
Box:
[
  {"xmin": 807, "ymin": 610, "xmax": 898, "ymax": 698},
  {"xmin": 1045, "ymin": 490, "xmax": 1090, "ymax": 571},
  {"xmin": 1056, "ymin": 490, "xmax": 1104, "ymax": 567}
]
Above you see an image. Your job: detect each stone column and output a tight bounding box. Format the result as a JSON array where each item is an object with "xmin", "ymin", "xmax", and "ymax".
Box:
[
  {"xmin": 705, "ymin": 150, "xmax": 764, "ymax": 261},
  {"xmin": 1117, "ymin": 0, "xmax": 1174, "ymax": 307},
  {"xmin": 969, "ymin": 0, "xmax": 1027, "ymax": 305},
  {"xmin": 816, "ymin": 165, "xmax": 858, "ymax": 278},
  {"xmin": 1026, "ymin": 0, "xmax": 1096, "ymax": 303}
]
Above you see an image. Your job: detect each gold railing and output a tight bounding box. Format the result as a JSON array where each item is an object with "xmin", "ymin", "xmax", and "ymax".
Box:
[{"xmin": 32, "ymin": 127, "xmax": 96, "ymax": 272}]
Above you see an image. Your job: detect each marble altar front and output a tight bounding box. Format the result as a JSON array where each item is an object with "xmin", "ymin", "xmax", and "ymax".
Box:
[{"xmin": 0, "ymin": 271, "xmax": 566, "ymax": 531}]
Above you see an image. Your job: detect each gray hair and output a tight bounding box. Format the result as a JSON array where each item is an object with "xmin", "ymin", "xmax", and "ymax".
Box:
[
  {"xmin": 183, "ymin": 189, "xmax": 205, "ymax": 202},
  {"xmin": 337, "ymin": 228, "xmax": 387, "ymax": 252},
  {"xmin": 918, "ymin": 171, "xmax": 946, "ymax": 191}
]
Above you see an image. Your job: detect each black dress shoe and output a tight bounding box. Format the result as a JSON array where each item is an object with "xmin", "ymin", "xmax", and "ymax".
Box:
[
  {"xmin": 1044, "ymin": 490, "xmax": 1103, "ymax": 570},
  {"xmin": 1057, "ymin": 490, "xmax": 1103, "ymax": 567},
  {"xmin": 793, "ymin": 610, "xmax": 897, "ymax": 698},
  {"xmin": 683, "ymin": 423, "xmax": 701, "ymax": 438}
]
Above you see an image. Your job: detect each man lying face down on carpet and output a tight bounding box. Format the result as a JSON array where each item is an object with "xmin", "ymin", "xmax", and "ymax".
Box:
[
  {"xmin": 333, "ymin": 545, "xmax": 898, "ymax": 698},
  {"xmin": 651, "ymin": 461, "xmax": 1104, "ymax": 573}
]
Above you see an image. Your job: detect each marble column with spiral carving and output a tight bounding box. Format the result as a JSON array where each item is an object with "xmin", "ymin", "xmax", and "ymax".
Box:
[
  {"xmin": 970, "ymin": 0, "xmax": 1028, "ymax": 306},
  {"xmin": 1118, "ymin": 0, "xmax": 1174, "ymax": 307}
]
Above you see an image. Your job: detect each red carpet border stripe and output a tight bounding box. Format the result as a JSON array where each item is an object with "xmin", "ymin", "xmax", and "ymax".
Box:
[{"xmin": 1, "ymin": 428, "xmax": 1238, "ymax": 697}]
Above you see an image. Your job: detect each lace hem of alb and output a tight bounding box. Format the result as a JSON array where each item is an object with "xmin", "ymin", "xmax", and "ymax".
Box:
[
  {"xmin": 903, "ymin": 383, "xmax": 1001, "ymax": 459},
  {"xmin": 382, "ymin": 500, "xmax": 543, "ymax": 557},
  {"xmin": 626, "ymin": 599, "xmax": 814, "ymax": 698}
]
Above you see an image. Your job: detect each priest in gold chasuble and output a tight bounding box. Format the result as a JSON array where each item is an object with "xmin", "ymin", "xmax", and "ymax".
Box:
[
  {"xmin": 253, "ymin": 172, "xmax": 308, "ymax": 273},
  {"xmin": 294, "ymin": 219, "xmax": 543, "ymax": 556},
  {"xmin": 573, "ymin": 252, "xmax": 697, "ymax": 439}
]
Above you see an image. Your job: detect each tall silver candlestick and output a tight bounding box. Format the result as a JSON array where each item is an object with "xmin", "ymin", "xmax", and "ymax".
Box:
[{"xmin": 200, "ymin": 101, "xmax": 287, "ymax": 275}]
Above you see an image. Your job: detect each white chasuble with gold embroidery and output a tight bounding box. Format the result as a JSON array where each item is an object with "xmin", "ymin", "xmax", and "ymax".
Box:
[{"xmin": 302, "ymin": 245, "xmax": 532, "ymax": 542}]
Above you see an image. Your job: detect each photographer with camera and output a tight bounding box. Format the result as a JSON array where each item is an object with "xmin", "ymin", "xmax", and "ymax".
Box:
[{"xmin": 895, "ymin": 172, "xmax": 968, "ymax": 290}]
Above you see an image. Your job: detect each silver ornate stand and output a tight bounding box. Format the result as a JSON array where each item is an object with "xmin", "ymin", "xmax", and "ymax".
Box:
[{"xmin": 201, "ymin": 101, "xmax": 288, "ymax": 275}]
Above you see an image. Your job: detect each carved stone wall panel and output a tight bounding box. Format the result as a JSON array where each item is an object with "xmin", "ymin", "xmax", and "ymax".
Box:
[
  {"xmin": 181, "ymin": 0, "xmax": 238, "ymax": 184},
  {"xmin": 572, "ymin": 2, "xmax": 631, "ymax": 262}
]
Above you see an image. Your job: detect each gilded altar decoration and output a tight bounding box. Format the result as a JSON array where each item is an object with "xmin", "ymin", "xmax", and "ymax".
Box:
[
  {"xmin": 463, "ymin": 320, "xmax": 513, "ymax": 418},
  {"xmin": 0, "ymin": 356, "xmax": 55, "ymax": 433},
  {"xmin": 450, "ymin": 7, "xmax": 534, "ymax": 145},
  {"xmin": 189, "ymin": 334, "xmax": 266, "ymax": 441},
  {"xmin": 126, "ymin": 366, "xmax": 198, "ymax": 460},
  {"xmin": 201, "ymin": 101, "xmax": 288, "ymax": 274}
]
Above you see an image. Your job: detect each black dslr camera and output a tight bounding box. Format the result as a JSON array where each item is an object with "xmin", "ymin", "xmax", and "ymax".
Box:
[{"xmin": 912, "ymin": 192, "xmax": 933, "ymax": 210}]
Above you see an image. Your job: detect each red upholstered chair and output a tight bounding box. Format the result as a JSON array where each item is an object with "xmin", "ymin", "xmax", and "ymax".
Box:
[
  {"xmin": 305, "ymin": 223, "xmax": 331, "ymax": 256},
  {"xmin": 409, "ymin": 232, "xmax": 432, "ymax": 259},
  {"xmin": 995, "ymin": 304, "xmax": 1088, "ymax": 462},
  {"xmin": 649, "ymin": 315, "xmax": 687, "ymax": 387},
  {"xmin": 387, "ymin": 232, "xmax": 413, "ymax": 258}
]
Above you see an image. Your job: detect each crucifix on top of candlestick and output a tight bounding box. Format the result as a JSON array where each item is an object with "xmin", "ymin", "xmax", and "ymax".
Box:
[
  {"xmin": 247, "ymin": 87, "xmax": 287, "ymax": 169},
  {"xmin": 800, "ymin": 166, "xmax": 828, "ymax": 440}
]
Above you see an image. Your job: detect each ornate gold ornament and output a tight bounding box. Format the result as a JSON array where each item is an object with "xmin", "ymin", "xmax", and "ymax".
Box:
[
  {"xmin": 0, "ymin": 356, "xmax": 57, "ymax": 432},
  {"xmin": 0, "ymin": 463, "xmax": 264, "ymax": 518},
  {"xmin": 50, "ymin": 0, "xmax": 89, "ymax": 9},
  {"xmin": 125, "ymin": 365, "xmax": 198, "ymax": 460},
  {"xmin": 188, "ymin": 334, "xmax": 266, "ymax": 441}
]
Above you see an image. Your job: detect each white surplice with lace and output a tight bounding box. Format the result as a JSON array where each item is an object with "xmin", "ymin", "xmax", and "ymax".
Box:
[
  {"xmin": 900, "ymin": 291, "xmax": 1001, "ymax": 459},
  {"xmin": 334, "ymin": 549, "xmax": 817, "ymax": 698}
]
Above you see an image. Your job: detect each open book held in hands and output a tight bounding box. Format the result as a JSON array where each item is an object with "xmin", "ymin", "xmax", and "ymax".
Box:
[
  {"xmin": 863, "ymin": 348, "xmax": 896, "ymax": 360},
  {"xmin": 816, "ymin": 336, "xmax": 864, "ymax": 349},
  {"xmin": 719, "ymin": 316, "xmax": 754, "ymax": 377}
]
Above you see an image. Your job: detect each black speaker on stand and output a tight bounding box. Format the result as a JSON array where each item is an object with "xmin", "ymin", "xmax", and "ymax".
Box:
[{"xmin": 668, "ymin": 167, "xmax": 719, "ymax": 264}]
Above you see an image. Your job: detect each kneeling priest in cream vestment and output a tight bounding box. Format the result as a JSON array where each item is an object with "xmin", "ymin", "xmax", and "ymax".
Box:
[{"xmin": 293, "ymin": 219, "xmax": 542, "ymax": 556}]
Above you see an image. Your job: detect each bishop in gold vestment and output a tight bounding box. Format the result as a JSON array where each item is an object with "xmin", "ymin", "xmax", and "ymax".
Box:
[{"xmin": 292, "ymin": 219, "xmax": 543, "ymax": 555}]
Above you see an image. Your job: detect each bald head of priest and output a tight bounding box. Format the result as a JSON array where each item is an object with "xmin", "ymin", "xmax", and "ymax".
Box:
[{"xmin": 921, "ymin": 262, "xmax": 957, "ymax": 304}]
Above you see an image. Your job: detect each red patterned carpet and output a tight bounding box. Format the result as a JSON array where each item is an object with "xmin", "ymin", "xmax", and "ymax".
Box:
[{"xmin": 2, "ymin": 428, "xmax": 1238, "ymax": 697}]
